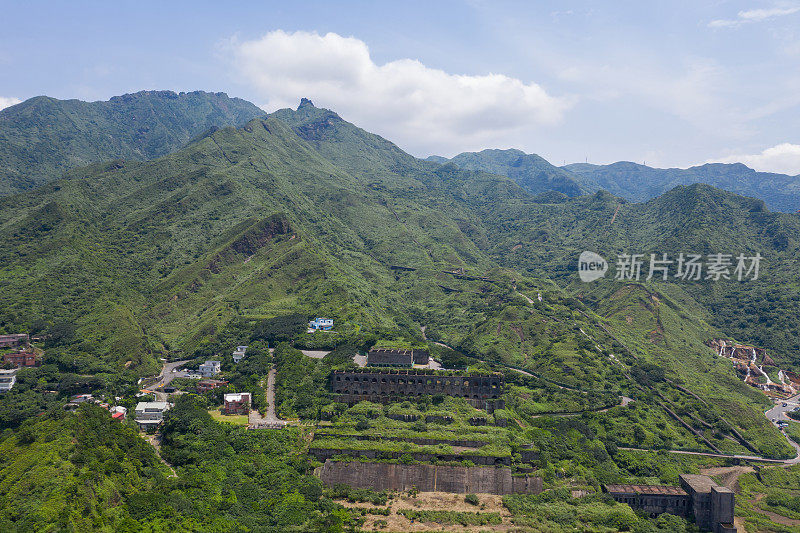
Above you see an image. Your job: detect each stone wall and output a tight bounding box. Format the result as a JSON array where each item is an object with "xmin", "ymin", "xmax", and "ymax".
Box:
[
  {"xmin": 309, "ymin": 447, "xmax": 510, "ymax": 466},
  {"xmin": 317, "ymin": 460, "xmax": 542, "ymax": 495},
  {"xmin": 330, "ymin": 369, "xmax": 504, "ymax": 410}
]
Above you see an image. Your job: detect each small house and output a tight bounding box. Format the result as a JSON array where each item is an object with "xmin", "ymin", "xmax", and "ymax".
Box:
[
  {"xmin": 198, "ymin": 360, "xmax": 221, "ymax": 378},
  {"xmin": 233, "ymin": 345, "xmax": 247, "ymax": 364},
  {"xmin": 0, "ymin": 333, "xmax": 29, "ymax": 349},
  {"xmin": 110, "ymin": 406, "xmax": 127, "ymax": 421},
  {"xmin": 223, "ymin": 392, "xmax": 251, "ymax": 415},
  {"xmin": 308, "ymin": 318, "xmax": 334, "ymax": 331},
  {"xmin": 134, "ymin": 401, "xmax": 170, "ymax": 430},
  {"xmin": 0, "ymin": 369, "xmax": 18, "ymax": 392},
  {"xmin": 197, "ymin": 379, "xmax": 229, "ymax": 393},
  {"xmin": 4, "ymin": 351, "xmax": 38, "ymax": 367}
]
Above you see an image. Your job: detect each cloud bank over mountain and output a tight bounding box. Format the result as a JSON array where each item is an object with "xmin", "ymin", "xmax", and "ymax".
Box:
[
  {"xmin": 710, "ymin": 143, "xmax": 800, "ymax": 175},
  {"xmin": 0, "ymin": 97, "xmax": 21, "ymax": 111},
  {"xmin": 229, "ymin": 30, "xmax": 572, "ymax": 156}
]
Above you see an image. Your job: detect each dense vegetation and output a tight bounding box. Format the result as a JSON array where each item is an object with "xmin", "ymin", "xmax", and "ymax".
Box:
[
  {"xmin": 0, "ymin": 90, "xmax": 265, "ymax": 195},
  {"xmin": 0, "ymin": 94, "xmax": 798, "ymax": 531}
]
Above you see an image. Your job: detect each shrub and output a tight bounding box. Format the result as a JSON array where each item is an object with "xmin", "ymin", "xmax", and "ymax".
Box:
[{"xmin": 464, "ymin": 493, "xmax": 479, "ymax": 506}]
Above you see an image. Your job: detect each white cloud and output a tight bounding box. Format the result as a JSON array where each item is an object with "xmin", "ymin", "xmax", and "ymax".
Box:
[
  {"xmin": 228, "ymin": 30, "xmax": 571, "ymax": 155},
  {"xmin": 709, "ymin": 143, "xmax": 800, "ymax": 174},
  {"xmin": 710, "ymin": 6, "xmax": 800, "ymax": 28},
  {"xmin": 0, "ymin": 96, "xmax": 21, "ymax": 111}
]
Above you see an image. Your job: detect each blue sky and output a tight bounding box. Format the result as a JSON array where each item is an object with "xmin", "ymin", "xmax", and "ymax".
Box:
[{"xmin": 2, "ymin": 0, "xmax": 800, "ymax": 173}]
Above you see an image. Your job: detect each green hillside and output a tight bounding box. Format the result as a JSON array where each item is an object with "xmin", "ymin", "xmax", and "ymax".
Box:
[
  {"xmin": 0, "ymin": 90, "xmax": 265, "ymax": 195},
  {"xmin": 0, "ymin": 95, "xmax": 800, "ymax": 462},
  {"xmin": 428, "ymin": 148, "xmax": 587, "ymax": 197}
]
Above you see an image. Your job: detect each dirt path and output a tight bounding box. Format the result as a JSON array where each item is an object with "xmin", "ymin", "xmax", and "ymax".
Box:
[
  {"xmin": 752, "ymin": 507, "xmax": 800, "ymax": 527},
  {"xmin": 146, "ymin": 434, "xmax": 177, "ymax": 477}
]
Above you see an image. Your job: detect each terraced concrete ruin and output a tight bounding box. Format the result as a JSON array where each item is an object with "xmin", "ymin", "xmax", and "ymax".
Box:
[{"xmin": 330, "ymin": 369, "xmax": 505, "ymax": 411}]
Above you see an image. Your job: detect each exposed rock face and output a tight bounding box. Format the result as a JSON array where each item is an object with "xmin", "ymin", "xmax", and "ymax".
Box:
[{"xmin": 317, "ymin": 460, "xmax": 542, "ymax": 495}]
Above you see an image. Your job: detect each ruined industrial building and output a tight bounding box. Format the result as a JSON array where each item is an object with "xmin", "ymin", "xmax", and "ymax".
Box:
[
  {"xmin": 604, "ymin": 474, "xmax": 736, "ymax": 533},
  {"xmin": 330, "ymin": 368, "xmax": 505, "ymax": 411}
]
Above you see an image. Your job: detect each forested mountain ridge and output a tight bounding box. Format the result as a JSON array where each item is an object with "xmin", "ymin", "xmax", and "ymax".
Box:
[
  {"xmin": 0, "ymin": 90, "xmax": 265, "ymax": 195},
  {"xmin": 428, "ymin": 148, "xmax": 587, "ymax": 197},
  {"xmin": 0, "ymin": 98, "xmax": 797, "ymax": 464},
  {"xmin": 565, "ymin": 160, "xmax": 800, "ymax": 213},
  {"xmin": 435, "ymin": 147, "xmax": 800, "ymax": 212}
]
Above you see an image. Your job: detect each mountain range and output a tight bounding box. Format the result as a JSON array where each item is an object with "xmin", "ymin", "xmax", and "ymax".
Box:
[
  {"xmin": 0, "ymin": 92, "xmax": 798, "ymax": 462},
  {"xmin": 432, "ymin": 148, "xmax": 800, "ymax": 212},
  {"xmin": 0, "ymin": 90, "xmax": 265, "ymax": 196}
]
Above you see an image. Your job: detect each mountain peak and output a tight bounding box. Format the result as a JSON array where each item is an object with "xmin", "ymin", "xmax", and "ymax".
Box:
[{"xmin": 298, "ymin": 98, "xmax": 315, "ymax": 110}]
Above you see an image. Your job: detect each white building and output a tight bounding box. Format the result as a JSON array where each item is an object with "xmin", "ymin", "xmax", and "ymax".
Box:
[
  {"xmin": 198, "ymin": 360, "xmax": 221, "ymax": 377},
  {"xmin": 308, "ymin": 317, "xmax": 333, "ymax": 332},
  {"xmin": 134, "ymin": 401, "xmax": 170, "ymax": 429},
  {"xmin": 0, "ymin": 369, "xmax": 17, "ymax": 392},
  {"xmin": 232, "ymin": 345, "xmax": 247, "ymax": 364}
]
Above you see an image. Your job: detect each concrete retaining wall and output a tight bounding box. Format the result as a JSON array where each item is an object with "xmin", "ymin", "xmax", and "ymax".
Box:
[
  {"xmin": 309, "ymin": 447, "xmax": 510, "ymax": 466},
  {"xmin": 317, "ymin": 460, "xmax": 542, "ymax": 495}
]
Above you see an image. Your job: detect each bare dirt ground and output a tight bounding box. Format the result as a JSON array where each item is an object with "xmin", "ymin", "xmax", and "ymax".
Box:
[
  {"xmin": 335, "ymin": 491, "xmax": 514, "ymax": 532},
  {"xmin": 700, "ymin": 465, "xmax": 754, "ymax": 493}
]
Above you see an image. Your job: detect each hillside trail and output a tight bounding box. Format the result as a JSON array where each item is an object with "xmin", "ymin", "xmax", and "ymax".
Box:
[{"xmin": 146, "ymin": 434, "xmax": 177, "ymax": 478}]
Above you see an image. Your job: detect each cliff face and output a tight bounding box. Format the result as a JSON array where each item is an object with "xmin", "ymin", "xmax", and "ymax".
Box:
[{"xmin": 317, "ymin": 460, "xmax": 542, "ymax": 495}]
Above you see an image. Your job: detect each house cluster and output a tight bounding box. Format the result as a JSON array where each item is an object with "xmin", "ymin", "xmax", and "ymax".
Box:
[
  {"xmin": 64, "ymin": 393, "xmax": 128, "ymax": 421},
  {"xmin": 708, "ymin": 339, "xmax": 799, "ymax": 398},
  {"xmin": 0, "ymin": 333, "xmax": 39, "ymax": 370},
  {"xmin": 604, "ymin": 474, "xmax": 735, "ymax": 533},
  {"xmin": 308, "ymin": 317, "xmax": 333, "ymax": 332}
]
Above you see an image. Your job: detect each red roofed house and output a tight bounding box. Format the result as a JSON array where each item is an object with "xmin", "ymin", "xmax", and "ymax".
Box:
[
  {"xmin": 198, "ymin": 379, "xmax": 229, "ymax": 393},
  {"xmin": 4, "ymin": 351, "xmax": 38, "ymax": 368},
  {"xmin": 223, "ymin": 392, "xmax": 251, "ymax": 415}
]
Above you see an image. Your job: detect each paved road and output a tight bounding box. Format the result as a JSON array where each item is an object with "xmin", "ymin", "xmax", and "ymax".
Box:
[
  {"xmin": 249, "ymin": 366, "xmax": 286, "ymax": 429},
  {"xmin": 765, "ymin": 392, "xmax": 800, "ymax": 464},
  {"xmin": 766, "ymin": 393, "xmax": 800, "ymax": 425},
  {"xmin": 142, "ymin": 360, "xmax": 188, "ymax": 401}
]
